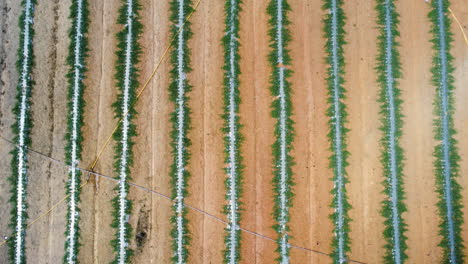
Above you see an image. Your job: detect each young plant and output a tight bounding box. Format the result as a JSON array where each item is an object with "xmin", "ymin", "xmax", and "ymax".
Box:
[
  {"xmin": 63, "ymin": 0, "xmax": 90, "ymax": 263},
  {"xmin": 428, "ymin": 0, "xmax": 464, "ymax": 262},
  {"xmin": 375, "ymin": 0, "xmax": 408, "ymax": 263},
  {"xmin": 323, "ymin": 0, "xmax": 351, "ymax": 262},
  {"xmin": 168, "ymin": 0, "xmax": 194, "ymax": 263},
  {"xmin": 8, "ymin": 0, "xmax": 36, "ymax": 263},
  {"xmin": 221, "ymin": 0, "xmax": 243, "ymax": 263},
  {"xmin": 110, "ymin": 0, "xmax": 143, "ymax": 263},
  {"xmin": 267, "ymin": 0, "xmax": 295, "ymax": 262}
]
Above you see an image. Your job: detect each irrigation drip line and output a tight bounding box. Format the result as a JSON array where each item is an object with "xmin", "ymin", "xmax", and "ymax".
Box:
[
  {"xmin": 375, "ymin": 0, "xmax": 408, "ymax": 262},
  {"xmin": 0, "ymin": 135, "xmax": 367, "ymax": 264},
  {"xmin": 64, "ymin": 0, "xmax": 90, "ymax": 262},
  {"xmin": 9, "ymin": 0, "xmax": 36, "ymax": 263},
  {"xmin": 110, "ymin": 0, "xmax": 144, "ymax": 262},
  {"xmin": 167, "ymin": 0, "xmax": 196, "ymax": 261},
  {"xmin": 221, "ymin": 0, "xmax": 243, "ymax": 262},
  {"xmin": 267, "ymin": 0, "xmax": 295, "ymax": 262},
  {"xmin": 323, "ymin": 0, "xmax": 351, "ymax": 262}
]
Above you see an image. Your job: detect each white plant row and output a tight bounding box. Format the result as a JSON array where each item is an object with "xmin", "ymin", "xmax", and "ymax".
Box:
[
  {"xmin": 65, "ymin": 0, "xmax": 85, "ymax": 262},
  {"xmin": 275, "ymin": 0, "xmax": 290, "ymax": 263},
  {"xmin": 225, "ymin": 0, "xmax": 240, "ymax": 263},
  {"xmin": 382, "ymin": 0, "xmax": 402, "ymax": 263},
  {"xmin": 435, "ymin": 0, "xmax": 456, "ymax": 261},
  {"xmin": 116, "ymin": 0, "xmax": 135, "ymax": 263},
  {"xmin": 329, "ymin": 0, "xmax": 346, "ymax": 262},
  {"xmin": 174, "ymin": 0, "xmax": 188, "ymax": 262},
  {"xmin": 14, "ymin": 0, "xmax": 34, "ymax": 263}
]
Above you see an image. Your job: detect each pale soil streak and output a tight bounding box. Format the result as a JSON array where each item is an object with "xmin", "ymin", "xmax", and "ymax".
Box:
[
  {"xmin": 249, "ymin": 5, "xmax": 277, "ymax": 263},
  {"xmin": 238, "ymin": 0, "xmax": 277, "ymax": 263},
  {"xmin": 44, "ymin": 1, "xmax": 70, "ymax": 263},
  {"xmin": 129, "ymin": 0, "xmax": 171, "ymax": 262},
  {"xmin": 288, "ymin": 0, "xmax": 334, "ymax": 263},
  {"xmin": 22, "ymin": 1, "xmax": 69, "ymax": 263},
  {"xmin": 188, "ymin": 0, "xmax": 225, "ymax": 263},
  {"xmin": 398, "ymin": 0, "xmax": 441, "ymax": 262},
  {"xmin": 75, "ymin": 0, "xmax": 103, "ymax": 262},
  {"xmin": 345, "ymin": 0, "xmax": 386, "ymax": 263},
  {"xmin": 79, "ymin": 0, "xmax": 119, "ymax": 262},
  {"xmin": 0, "ymin": 0, "xmax": 71, "ymax": 263},
  {"xmin": 128, "ymin": 0, "xmax": 176, "ymax": 262}
]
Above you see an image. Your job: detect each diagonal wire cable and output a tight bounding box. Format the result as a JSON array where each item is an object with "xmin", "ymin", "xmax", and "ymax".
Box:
[{"xmin": 0, "ymin": 135, "xmax": 366, "ymax": 264}]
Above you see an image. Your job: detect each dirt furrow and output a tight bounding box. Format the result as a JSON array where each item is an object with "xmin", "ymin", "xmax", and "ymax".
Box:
[{"xmin": 0, "ymin": 1, "xmax": 467, "ymax": 263}]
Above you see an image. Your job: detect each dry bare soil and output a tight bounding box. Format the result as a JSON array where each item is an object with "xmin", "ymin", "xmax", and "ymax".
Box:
[{"xmin": 0, "ymin": 0, "xmax": 467, "ymax": 263}]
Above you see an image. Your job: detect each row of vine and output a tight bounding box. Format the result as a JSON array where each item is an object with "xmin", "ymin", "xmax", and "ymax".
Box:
[
  {"xmin": 110, "ymin": 0, "xmax": 142, "ymax": 263},
  {"xmin": 323, "ymin": 0, "xmax": 351, "ymax": 262},
  {"xmin": 8, "ymin": 0, "xmax": 36, "ymax": 263},
  {"xmin": 267, "ymin": 0, "xmax": 295, "ymax": 262},
  {"xmin": 375, "ymin": 0, "xmax": 408, "ymax": 263},
  {"xmin": 221, "ymin": 0, "xmax": 243, "ymax": 263},
  {"xmin": 6, "ymin": 0, "xmax": 467, "ymax": 263},
  {"xmin": 429, "ymin": 0, "xmax": 464, "ymax": 263},
  {"xmin": 63, "ymin": 0, "xmax": 90, "ymax": 263},
  {"xmin": 168, "ymin": 0, "xmax": 194, "ymax": 263}
]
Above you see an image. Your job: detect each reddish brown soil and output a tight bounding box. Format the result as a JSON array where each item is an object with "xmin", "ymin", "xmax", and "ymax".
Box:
[{"xmin": 0, "ymin": 0, "xmax": 467, "ymax": 263}]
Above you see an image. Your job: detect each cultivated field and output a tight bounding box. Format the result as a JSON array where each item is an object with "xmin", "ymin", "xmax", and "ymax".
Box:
[{"xmin": 0, "ymin": 0, "xmax": 467, "ymax": 263}]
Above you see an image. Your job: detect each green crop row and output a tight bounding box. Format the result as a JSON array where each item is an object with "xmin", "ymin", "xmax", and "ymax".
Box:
[
  {"xmin": 8, "ymin": 0, "xmax": 37, "ymax": 263},
  {"xmin": 168, "ymin": 0, "xmax": 194, "ymax": 263},
  {"xmin": 63, "ymin": 0, "xmax": 90, "ymax": 263},
  {"xmin": 221, "ymin": 0, "xmax": 244, "ymax": 263},
  {"xmin": 267, "ymin": 0, "xmax": 295, "ymax": 262},
  {"xmin": 375, "ymin": 0, "xmax": 408, "ymax": 263},
  {"xmin": 110, "ymin": 0, "xmax": 143, "ymax": 263},
  {"xmin": 429, "ymin": 0, "xmax": 464, "ymax": 263},
  {"xmin": 323, "ymin": 0, "xmax": 351, "ymax": 262}
]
